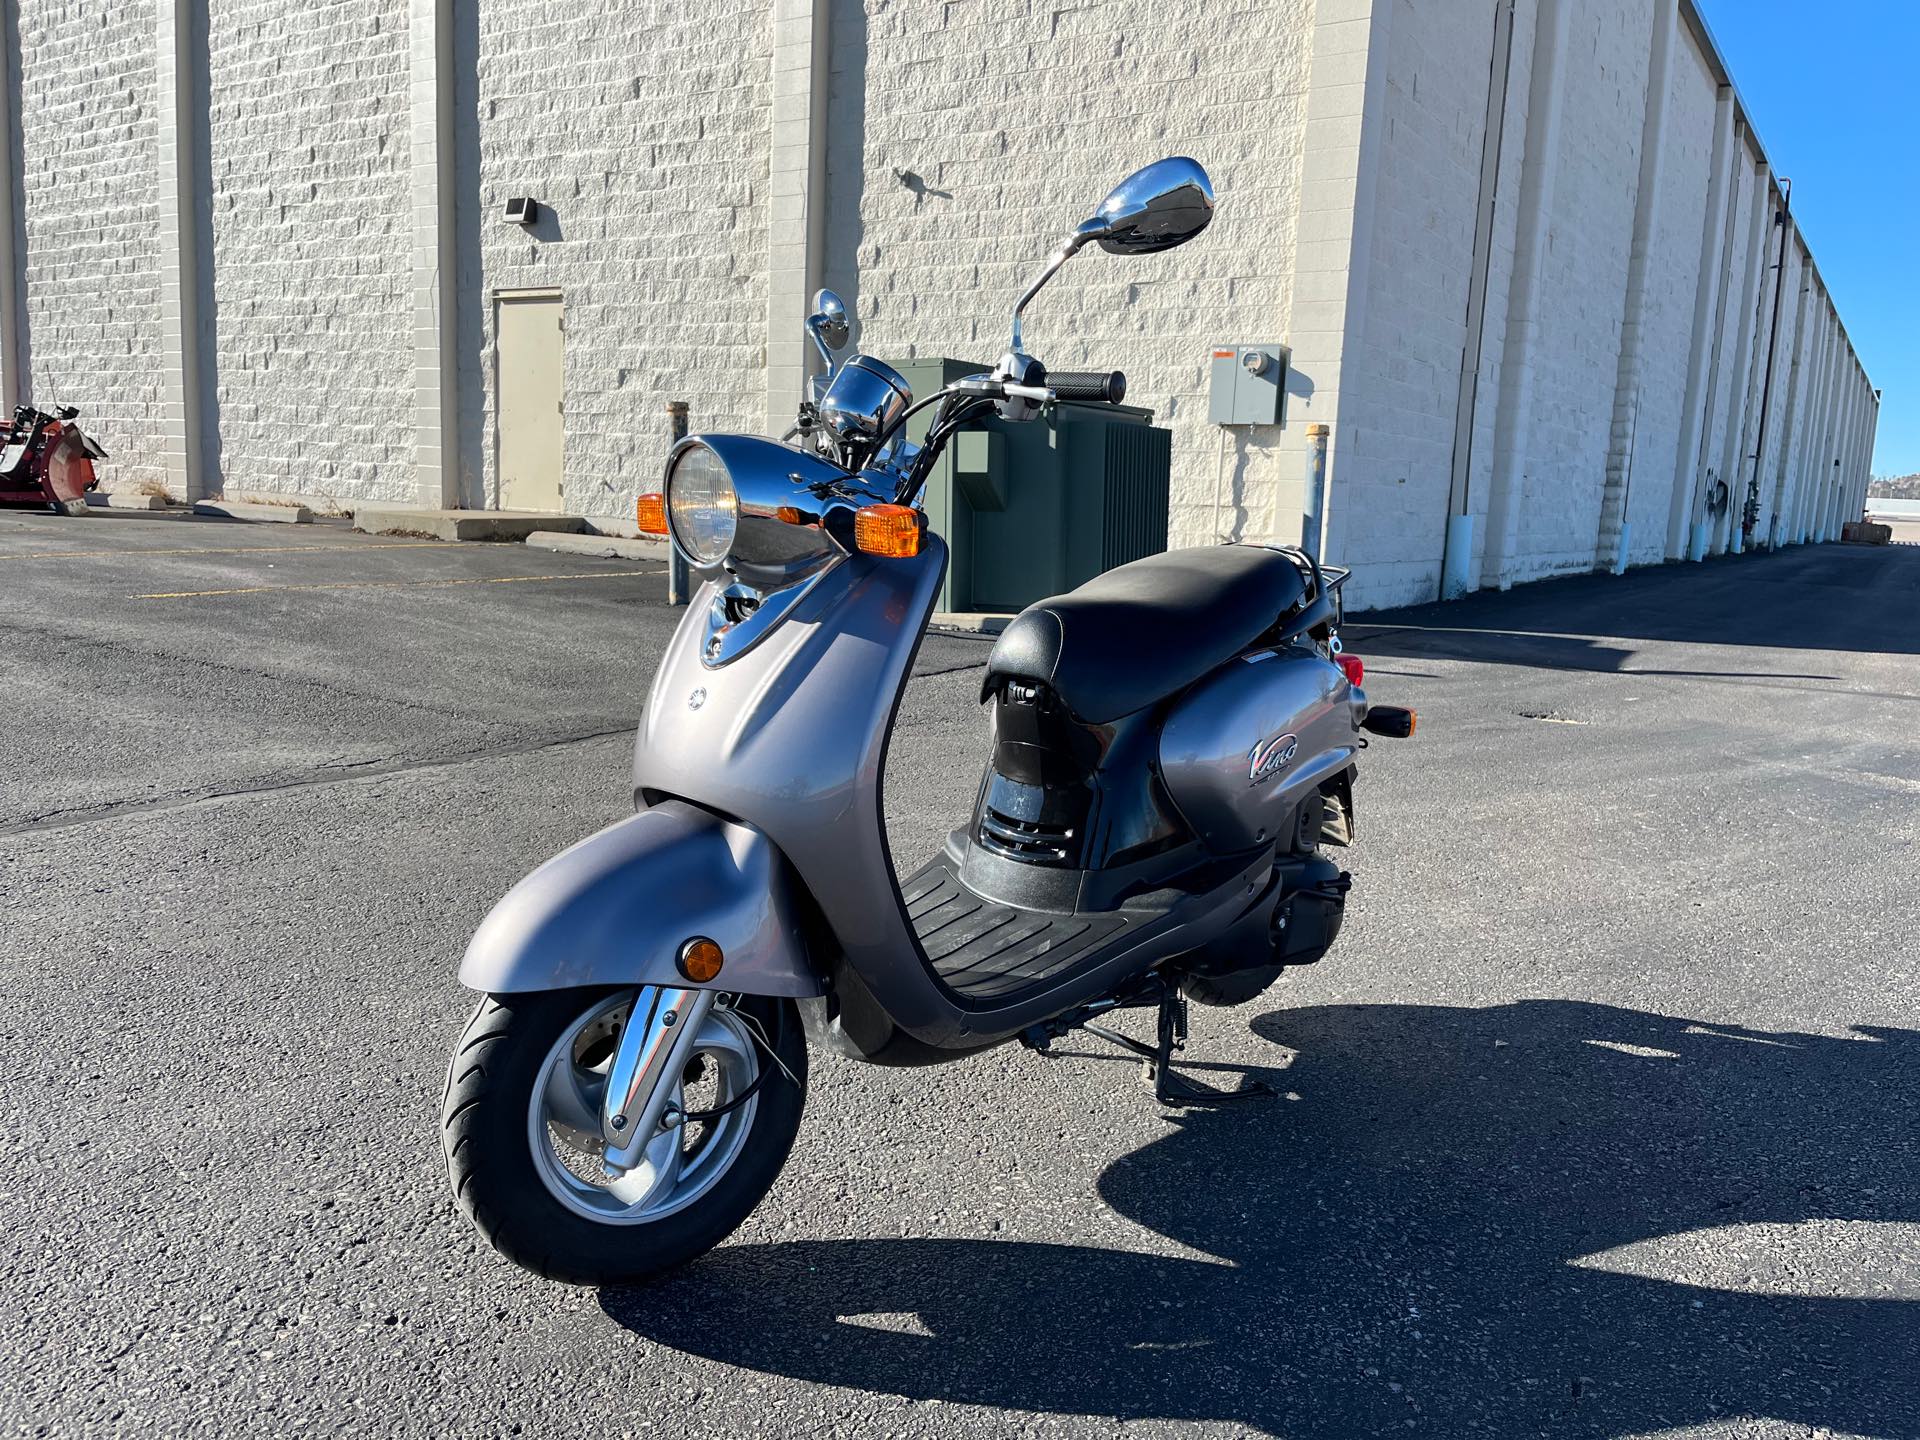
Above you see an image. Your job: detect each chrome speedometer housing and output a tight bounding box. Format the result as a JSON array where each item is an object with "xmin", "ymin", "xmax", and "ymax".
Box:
[{"xmin": 817, "ymin": 354, "xmax": 911, "ymax": 444}]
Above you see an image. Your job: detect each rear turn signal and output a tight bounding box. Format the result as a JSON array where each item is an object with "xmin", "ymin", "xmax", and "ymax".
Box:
[
  {"xmin": 853, "ymin": 503, "xmax": 922, "ymax": 558},
  {"xmin": 1361, "ymin": 706, "xmax": 1416, "ymax": 739},
  {"xmin": 636, "ymin": 492, "xmax": 668, "ymax": 534}
]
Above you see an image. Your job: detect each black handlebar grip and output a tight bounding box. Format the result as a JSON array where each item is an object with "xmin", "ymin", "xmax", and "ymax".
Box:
[{"xmin": 1048, "ymin": 370, "xmax": 1127, "ymax": 404}]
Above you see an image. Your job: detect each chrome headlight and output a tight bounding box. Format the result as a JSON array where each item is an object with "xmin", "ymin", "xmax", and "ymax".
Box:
[{"xmin": 665, "ymin": 441, "xmax": 738, "ymax": 567}]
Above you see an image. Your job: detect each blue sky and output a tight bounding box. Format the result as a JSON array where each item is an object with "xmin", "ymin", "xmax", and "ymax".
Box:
[{"xmin": 1697, "ymin": 0, "xmax": 1915, "ymax": 476}]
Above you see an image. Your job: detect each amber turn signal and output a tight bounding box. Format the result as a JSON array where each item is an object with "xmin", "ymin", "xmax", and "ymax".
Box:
[
  {"xmin": 636, "ymin": 492, "xmax": 668, "ymax": 534},
  {"xmin": 1361, "ymin": 705, "xmax": 1416, "ymax": 739},
  {"xmin": 676, "ymin": 937, "xmax": 724, "ymax": 983},
  {"xmin": 853, "ymin": 504, "xmax": 922, "ymax": 558}
]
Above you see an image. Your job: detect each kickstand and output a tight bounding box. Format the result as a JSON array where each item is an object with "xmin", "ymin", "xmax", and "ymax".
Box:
[{"xmin": 1082, "ymin": 989, "xmax": 1274, "ymax": 1109}]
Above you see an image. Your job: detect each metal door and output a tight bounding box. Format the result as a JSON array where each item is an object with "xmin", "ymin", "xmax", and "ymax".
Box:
[{"xmin": 496, "ymin": 291, "xmax": 565, "ymax": 512}]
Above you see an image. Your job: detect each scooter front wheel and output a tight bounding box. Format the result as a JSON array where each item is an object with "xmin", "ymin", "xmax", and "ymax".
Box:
[{"xmin": 442, "ymin": 987, "xmax": 806, "ymax": 1285}]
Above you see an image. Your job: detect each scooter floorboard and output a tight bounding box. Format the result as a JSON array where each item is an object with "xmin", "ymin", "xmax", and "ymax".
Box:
[{"xmin": 900, "ymin": 853, "xmax": 1161, "ymax": 1000}]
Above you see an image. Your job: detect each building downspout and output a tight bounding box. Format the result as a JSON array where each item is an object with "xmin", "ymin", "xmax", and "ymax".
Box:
[
  {"xmin": 1743, "ymin": 177, "xmax": 1790, "ymax": 550},
  {"xmin": 1766, "ymin": 259, "xmax": 1811, "ymax": 546}
]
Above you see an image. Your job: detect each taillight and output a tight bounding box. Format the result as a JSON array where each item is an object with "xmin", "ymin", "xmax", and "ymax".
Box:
[{"xmin": 1336, "ymin": 653, "xmax": 1364, "ymax": 687}]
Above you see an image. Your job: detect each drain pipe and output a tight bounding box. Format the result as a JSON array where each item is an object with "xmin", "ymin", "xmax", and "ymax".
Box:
[
  {"xmin": 1743, "ymin": 177, "xmax": 1791, "ymax": 552},
  {"xmin": 666, "ymin": 400, "xmax": 690, "ymax": 605},
  {"xmin": 1301, "ymin": 423, "xmax": 1331, "ymax": 563}
]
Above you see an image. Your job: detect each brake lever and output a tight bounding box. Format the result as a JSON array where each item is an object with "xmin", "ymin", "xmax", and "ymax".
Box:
[
  {"xmin": 1002, "ymin": 383, "xmax": 1056, "ymax": 403},
  {"xmin": 947, "ymin": 377, "xmax": 1055, "ymax": 404}
]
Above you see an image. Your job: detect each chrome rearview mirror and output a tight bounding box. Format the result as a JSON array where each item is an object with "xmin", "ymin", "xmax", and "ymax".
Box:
[
  {"xmin": 1007, "ymin": 157, "xmax": 1213, "ymax": 356},
  {"xmin": 807, "ymin": 289, "xmax": 851, "ymax": 372},
  {"xmin": 1090, "ymin": 157, "xmax": 1215, "ymax": 255}
]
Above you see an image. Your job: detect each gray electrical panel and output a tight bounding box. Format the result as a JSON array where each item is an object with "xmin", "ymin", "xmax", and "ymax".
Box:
[{"xmin": 1208, "ymin": 344, "xmax": 1288, "ymax": 426}]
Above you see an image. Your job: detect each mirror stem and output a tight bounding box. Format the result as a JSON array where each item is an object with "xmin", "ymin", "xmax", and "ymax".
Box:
[
  {"xmin": 807, "ymin": 323, "xmax": 838, "ymax": 378},
  {"xmin": 1008, "ymin": 219, "xmax": 1107, "ymax": 356}
]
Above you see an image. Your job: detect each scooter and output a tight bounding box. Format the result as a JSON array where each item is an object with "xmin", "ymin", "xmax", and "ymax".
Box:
[
  {"xmin": 0, "ymin": 404, "xmax": 107, "ymax": 515},
  {"xmin": 441, "ymin": 157, "xmax": 1416, "ymax": 1285}
]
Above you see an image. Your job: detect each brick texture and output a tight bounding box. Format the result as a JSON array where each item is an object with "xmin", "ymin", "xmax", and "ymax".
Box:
[
  {"xmin": 2, "ymin": 0, "xmax": 1876, "ymax": 596},
  {"xmin": 16, "ymin": 0, "xmax": 166, "ymax": 493},
  {"xmin": 819, "ymin": 0, "xmax": 1315, "ymax": 551},
  {"xmin": 205, "ymin": 0, "xmax": 413, "ymax": 504},
  {"xmin": 474, "ymin": 0, "xmax": 772, "ymax": 521}
]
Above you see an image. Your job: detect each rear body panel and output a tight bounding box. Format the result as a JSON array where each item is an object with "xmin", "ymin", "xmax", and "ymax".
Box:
[{"xmin": 1159, "ymin": 646, "xmax": 1358, "ymax": 852}]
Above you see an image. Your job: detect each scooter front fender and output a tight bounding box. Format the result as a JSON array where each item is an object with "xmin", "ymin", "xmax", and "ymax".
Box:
[{"xmin": 459, "ymin": 800, "xmax": 823, "ymax": 997}]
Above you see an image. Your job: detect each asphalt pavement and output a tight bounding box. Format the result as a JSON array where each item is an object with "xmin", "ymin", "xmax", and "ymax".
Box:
[{"xmin": 1, "ymin": 508, "xmax": 1914, "ymax": 1439}]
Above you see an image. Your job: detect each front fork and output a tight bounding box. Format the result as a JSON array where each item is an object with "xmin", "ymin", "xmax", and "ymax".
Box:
[{"xmin": 599, "ymin": 987, "xmax": 715, "ymax": 1175}]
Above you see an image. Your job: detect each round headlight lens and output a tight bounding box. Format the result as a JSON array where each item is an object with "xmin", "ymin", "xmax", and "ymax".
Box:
[{"xmin": 666, "ymin": 443, "xmax": 738, "ymax": 567}]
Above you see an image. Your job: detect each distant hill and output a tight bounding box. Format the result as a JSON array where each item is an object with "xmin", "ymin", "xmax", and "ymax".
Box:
[{"xmin": 1869, "ymin": 473, "xmax": 1920, "ymax": 499}]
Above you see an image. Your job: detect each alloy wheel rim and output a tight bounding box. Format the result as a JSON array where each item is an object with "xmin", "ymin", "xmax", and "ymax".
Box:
[{"xmin": 527, "ymin": 989, "xmax": 762, "ymax": 1226}]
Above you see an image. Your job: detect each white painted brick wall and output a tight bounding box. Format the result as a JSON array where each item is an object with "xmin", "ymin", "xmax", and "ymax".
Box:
[
  {"xmin": 819, "ymin": 0, "xmax": 1316, "ymax": 551},
  {"xmin": 1506, "ymin": 0, "xmax": 1648, "ymax": 580},
  {"xmin": 1334, "ymin": 0, "xmax": 1865, "ymax": 608},
  {"xmin": 1333, "ymin": 0, "xmax": 1507, "ymax": 609},
  {"xmin": 203, "ymin": 0, "xmax": 412, "ymax": 504},
  {"xmin": 16, "ymin": 0, "xmax": 166, "ymax": 493},
  {"xmin": 474, "ymin": 0, "xmax": 771, "ymax": 522},
  {"xmin": 3, "ymin": 0, "xmax": 1876, "ymax": 587},
  {"xmin": 1619, "ymin": 26, "xmax": 1715, "ymax": 564}
]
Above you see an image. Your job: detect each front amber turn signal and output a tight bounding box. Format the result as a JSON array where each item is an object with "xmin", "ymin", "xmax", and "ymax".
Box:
[
  {"xmin": 854, "ymin": 504, "xmax": 922, "ymax": 558},
  {"xmin": 636, "ymin": 492, "xmax": 668, "ymax": 534},
  {"xmin": 677, "ymin": 937, "xmax": 724, "ymax": 983}
]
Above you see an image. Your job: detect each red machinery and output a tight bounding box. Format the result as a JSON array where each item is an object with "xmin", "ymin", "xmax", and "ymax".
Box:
[{"xmin": 0, "ymin": 405, "xmax": 107, "ymax": 515}]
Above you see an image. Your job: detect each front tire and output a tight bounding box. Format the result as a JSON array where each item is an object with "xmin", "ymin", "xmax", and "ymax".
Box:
[{"xmin": 442, "ymin": 988, "xmax": 807, "ymax": 1286}]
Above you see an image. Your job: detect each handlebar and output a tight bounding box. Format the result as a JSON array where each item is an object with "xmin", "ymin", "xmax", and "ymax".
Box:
[
  {"xmin": 877, "ymin": 364, "xmax": 1132, "ymax": 503},
  {"xmin": 1046, "ymin": 369, "xmax": 1128, "ymax": 404}
]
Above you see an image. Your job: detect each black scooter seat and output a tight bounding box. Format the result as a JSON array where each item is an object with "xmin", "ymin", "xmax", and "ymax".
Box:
[{"xmin": 983, "ymin": 545, "xmax": 1309, "ymax": 722}]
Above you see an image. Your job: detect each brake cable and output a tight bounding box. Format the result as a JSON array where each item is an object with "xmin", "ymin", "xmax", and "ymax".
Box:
[{"xmin": 669, "ymin": 1002, "xmax": 794, "ymax": 1124}]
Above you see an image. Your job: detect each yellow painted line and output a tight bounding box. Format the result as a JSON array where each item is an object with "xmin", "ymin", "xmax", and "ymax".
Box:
[
  {"xmin": 133, "ymin": 569, "xmax": 661, "ymax": 600},
  {"xmin": 3, "ymin": 541, "xmax": 447, "ymax": 562}
]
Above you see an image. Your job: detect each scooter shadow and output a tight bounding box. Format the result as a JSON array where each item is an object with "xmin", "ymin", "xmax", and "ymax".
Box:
[{"xmin": 600, "ymin": 1000, "xmax": 1918, "ymax": 1437}]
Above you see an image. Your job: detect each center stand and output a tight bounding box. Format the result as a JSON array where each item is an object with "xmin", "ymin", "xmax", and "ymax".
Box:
[{"xmin": 1019, "ymin": 978, "xmax": 1275, "ymax": 1109}]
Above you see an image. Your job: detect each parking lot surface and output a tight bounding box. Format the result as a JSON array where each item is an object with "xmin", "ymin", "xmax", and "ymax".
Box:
[{"xmin": 1, "ymin": 508, "xmax": 1915, "ymax": 1439}]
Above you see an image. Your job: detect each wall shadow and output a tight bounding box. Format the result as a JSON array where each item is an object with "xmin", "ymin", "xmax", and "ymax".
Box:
[
  {"xmin": 817, "ymin": 1, "xmax": 867, "ymax": 350},
  {"xmin": 601, "ymin": 1000, "xmax": 1916, "ymax": 1437},
  {"xmin": 450, "ymin": 0, "xmax": 485, "ymax": 510},
  {"xmin": 1351, "ymin": 541, "xmax": 1920, "ymax": 662},
  {"xmin": 183, "ymin": 0, "xmax": 223, "ymax": 496}
]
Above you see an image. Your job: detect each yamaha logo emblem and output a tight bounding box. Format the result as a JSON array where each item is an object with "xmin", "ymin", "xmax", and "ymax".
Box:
[
  {"xmin": 1248, "ymin": 732, "xmax": 1299, "ymax": 785},
  {"xmin": 688, "ymin": 688, "xmax": 707, "ymax": 711}
]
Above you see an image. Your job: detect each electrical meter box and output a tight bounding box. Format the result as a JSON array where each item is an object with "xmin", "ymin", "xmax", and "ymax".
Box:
[
  {"xmin": 1207, "ymin": 344, "xmax": 1288, "ymax": 426},
  {"xmin": 888, "ymin": 357, "xmax": 1172, "ymax": 614}
]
